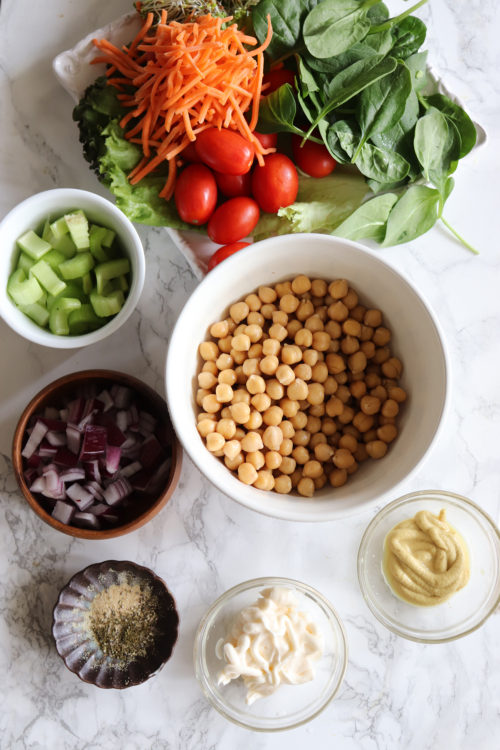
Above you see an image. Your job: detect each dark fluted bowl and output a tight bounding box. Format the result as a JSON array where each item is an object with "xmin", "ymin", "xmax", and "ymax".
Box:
[{"xmin": 52, "ymin": 560, "xmax": 179, "ymax": 688}]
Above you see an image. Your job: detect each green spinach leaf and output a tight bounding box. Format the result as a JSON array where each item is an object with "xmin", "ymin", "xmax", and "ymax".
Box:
[
  {"xmin": 252, "ymin": 0, "xmax": 319, "ymax": 60},
  {"xmin": 354, "ymin": 61, "xmax": 412, "ymax": 159},
  {"xmin": 405, "ymin": 51, "xmax": 428, "ymax": 91},
  {"xmin": 424, "ymin": 93, "xmax": 477, "ymax": 158},
  {"xmin": 304, "ymin": 54, "xmax": 397, "ymax": 140},
  {"xmin": 355, "ymin": 143, "xmax": 410, "ymax": 182},
  {"xmin": 303, "ymin": 0, "xmax": 381, "ymax": 59},
  {"xmin": 382, "ymin": 185, "xmax": 440, "ymax": 246},
  {"xmin": 389, "ymin": 16, "xmax": 426, "ymax": 58},
  {"xmin": 257, "ymin": 83, "xmax": 300, "ymax": 134},
  {"xmin": 414, "ymin": 107, "xmax": 457, "ymax": 194},
  {"xmin": 333, "ymin": 192, "xmax": 398, "ymax": 241}
]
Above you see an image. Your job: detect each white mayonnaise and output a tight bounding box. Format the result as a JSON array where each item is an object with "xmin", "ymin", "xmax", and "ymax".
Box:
[{"xmin": 216, "ymin": 586, "xmax": 323, "ymax": 705}]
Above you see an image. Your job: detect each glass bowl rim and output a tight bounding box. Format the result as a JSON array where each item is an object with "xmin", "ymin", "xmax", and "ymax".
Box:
[
  {"xmin": 357, "ymin": 489, "xmax": 500, "ymax": 643},
  {"xmin": 193, "ymin": 575, "xmax": 348, "ymax": 732}
]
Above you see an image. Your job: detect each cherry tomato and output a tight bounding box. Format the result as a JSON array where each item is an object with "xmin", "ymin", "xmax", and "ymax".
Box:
[
  {"xmin": 254, "ymin": 131, "xmax": 278, "ymax": 149},
  {"xmin": 174, "ymin": 164, "xmax": 217, "ymax": 225},
  {"xmin": 207, "ymin": 197, "xmax": 260, "ymax": 245},
  {"xmin": 251, "ymin": 153, "xmax": 299, "ymax": 214},
  {"xmin": 195, "ymin": 128, "xmax": 254, "ymax": 175},
  {"xmin": 181, "ymin": 141, "xmax": 201, "ymax": 163},
  {"xmin": 291, "ymin": 135, "xmax": 337, "ymax": 178},
  {"xmin": 208, "ymin": 242, "xmax": 251, "ymax": 270},
  {"xmin": 214, "ymin": 170, "xmax": 252, "ymax": 198},
  {"xmin": 262, "ymin": 68, "xmax": 296, "ymax": 95}
]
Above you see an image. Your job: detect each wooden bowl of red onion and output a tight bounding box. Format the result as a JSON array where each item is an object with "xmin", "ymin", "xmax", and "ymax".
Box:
[{"xmin": 12, "ymin": 370, "xmax": 182, "ymax": 538}]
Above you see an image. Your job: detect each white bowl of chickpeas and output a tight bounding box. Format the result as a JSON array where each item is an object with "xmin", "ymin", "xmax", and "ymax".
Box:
[{"xmin": 166, "ymin": 233, "xmax": 449, "ymax": 521}]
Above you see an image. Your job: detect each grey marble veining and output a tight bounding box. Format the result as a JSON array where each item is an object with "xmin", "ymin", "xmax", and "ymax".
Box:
[{"xmin": 1, "ymin": 1, "xmax": 500, "ymax": 748}]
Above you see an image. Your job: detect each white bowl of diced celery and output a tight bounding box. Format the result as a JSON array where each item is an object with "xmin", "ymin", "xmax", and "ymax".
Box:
[{"xmin": 0, "ymin": 189, "xmax": 145, "ymax": 348}]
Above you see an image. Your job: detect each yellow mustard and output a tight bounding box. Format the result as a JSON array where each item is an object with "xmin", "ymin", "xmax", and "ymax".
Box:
[{"xmin": 382, "ymin": 509, "xmax": 470, "ymax": 606}]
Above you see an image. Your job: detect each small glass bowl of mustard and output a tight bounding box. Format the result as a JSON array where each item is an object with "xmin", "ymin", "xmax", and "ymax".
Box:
[{"xmin": 357, "ymin": 490, "xmax": 500, "ymax": 642}]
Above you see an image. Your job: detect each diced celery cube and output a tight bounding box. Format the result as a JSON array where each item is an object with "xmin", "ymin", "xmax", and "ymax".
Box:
[
  {"xmin": 68, "ymin": 304, "xmax": 102, "ymax": 334},
  {"xmin": 82, "ymin": 272, "xmax": 93, "ymax": 294},
  {"xmin": 17, "ymin": 230, "xmax": 52, "ymax": 260},
  {"xmin": 17, "ymin": 252, "xmax": 35, "ymax": 274},
  {"xmin": 30, "ymin": 259, "xmax": 66, "ymax": 296},
  {"xmin": 101, "ymin": 228, "xmax": 116, "ymax": 248},
  {"xmin": 95, "ymin": 259, "xmax": 130, "ymax": 294},
  {"xmin": 43, "ymin": 249, "xmax": 66, "ymax": 272},
  {"xmin": 90, "ymin": 289, "xmax": 124, "ymax": 317},
  {"xmin": 50, "ymin": 216, "xmax": 69, "ymax": 238},
  {"xmin": 49, "ymin": 305, "xmax": 70, "ymax": 335},
  {"xmin": 64, "ymin": 210, "xmax": 89, "ymax": 250},
  {"xmin": 58, "ymin": 252, "xmax": 94, "ymax": 280},
  {"xmin": 89, "ymin": 225, "xmax": 109, "ymax": 262},
  {"xmin": 8, "ymin": 269, "xmax": 44, "ymax": 306},
  {"xmin": 20, "ymin": 302, "xmax": 50, "ymax": 327}
]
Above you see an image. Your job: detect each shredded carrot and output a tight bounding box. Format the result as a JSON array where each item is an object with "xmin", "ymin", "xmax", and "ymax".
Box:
[{"xmin": 92, "ymin": 11, "xmax": 273, "ymax": 199}]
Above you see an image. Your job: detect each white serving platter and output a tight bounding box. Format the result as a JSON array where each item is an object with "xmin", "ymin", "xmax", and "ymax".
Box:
[{"xmin": 53, "ymin": 13, "xmax": 487, "ymax": 279}]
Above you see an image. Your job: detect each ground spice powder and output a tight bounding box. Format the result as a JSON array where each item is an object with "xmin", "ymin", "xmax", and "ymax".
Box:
[{"xmin": 84, "ymin": 579, "xmax": 160, "ymax": 663}]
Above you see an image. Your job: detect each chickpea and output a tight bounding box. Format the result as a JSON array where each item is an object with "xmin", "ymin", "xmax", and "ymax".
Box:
[
  {"xmin": 348, "ymin": 351, "xmax": 367, "ymax": 374},
  {"xmin": 244, "ymin": 324, "xmax": 263, "ymax": 343},
  {"xmin": 216, "ymin": 418, "xmax": 236, "ymax": 440},
  {"xmin": 312, "ymin": 331, "xmax": 331, "ymax": 351},
  {"xmin": 326, "ymin": 353, "xmax": 345, "ymax": 374},
  {"xmin": 294, "ymin": 363, "xmax": 312, "ymax": 381},
  {"xmin": 246, "ymin": 374, "xmax": 266, "ymax": 395},
  {"xmin": 311, "ymin": 362, "xmax": 328, "ymax": 383},
  {"xmin": 230, "ymin": 301, "xmax": 249, "ymax": 324},
  {"xmin": 281, "ymin": 345, "xmax": 302, "ymax": 365},
  {"xmin": 343, "ymin": 318, "xmax": 361, "ymax": 338},
  {"xmin": 377, "ymin": 424, "xmax": 398, "ymax": 443},
  {"xmin": 307, "ymin": 382, "xmax": 325, "ymax": 405},
  {"xmin": 215, "ymin": 383, "xmax": 233, "ymax": 403},
  {"xmin": 279, "ymin": 438, "xmax": 294, "ymax": 456},
  {"xmin": 291, "ymin": 411, "xmax": 308, "ymax": 430},
  {"xmin": 303, "ymin": 349, "xmax": 319, "ymax": 367},
  {"xmin": 225, "ymin": 453, "xmax": 244, "ymax": 471},
  {"xmin": 365, "ymin": 372, "xmax": 381, "ymax": 389},
  {"xmin": 314, "ymin": 442, "xmax": 334, "ymax": 462},
  {"xmin": 242, "ymin": 358, "xmax": 260, "ymax": 377},
  {"xmin": 258, "ymin": 285, "xmax": 277, "ymax": 303},
  {"xmin": 360, "ymin": 340, "xmax": 376, "ymax": 359},
  {"xmin": 388, "ymin": 386, "xmax": 407, "ymax": 403},
  {"xmin": 302, "ymin": 460, "xmax": 323, "ymax": 479},
  {"xmin": 287, "ymin": 319, "xmax": 302, "ymax": 338},
  {"xmin": 353, "ymin": 411, "xmax": 374, "ymax": 433},
  {"xmin": 305, "ymin": 315, "xmax": 324, "ymax": 333},
  {"xmin": 287, "ymin": 378, "xmax": 309, "ymax": 401},
  {"xmin": 291, "ymin": 275, "xmax": 312, "ymax": 295},
  {"xmin": 324, "ymin": 376, "xmax": 338, "ymax": 396},
  {"xmin": 199, "ymin": 341, "xmax": 219, "ymax": 361},
  {"xmin": 336, "ymin": 384, "xmax": 351, "ymax": 402},
  {"xmin": 292, "ymin": 446, "xmax": 310, "ymax": 465},
  {"xmin": 381, "ymin": 399, "xmax": 399, "ymax": 418},
  {"xmin": 197, "ymin": 411, "xmax": 216, "ymax": 422},
  {"xmin": 260, "ymin": 354, "xmax": 279, "ymax": 375},
  {"xmin": 220, "ymin": 407, "xmax": 232, "ymax": 420},
  {"xmin": 382, "ymin": 357, "xmax": 403, "ymax": 379},
  {"xmin": 272, "ymin": 310, "xmax": 288, "ymax": 327},
  {"xmin": 342, "ymin": 288, "xmax": 358, "ymax": 309},
  {"xmin": 279, "ymin": 293, "xmax": 300, "ymax": 313},
  {"xmin": 329, "ymin": 468, "xmax": 347, "ymax": 487},
  {"xmin": 337, "ymin": 405, "xmax": 354, "ymax": 425},
  {"xmin": 232, "ymin": 389, "xmax": 250, "ymax": 405},
  {"xmin": 306, "ymin": 415, "xmax": 322, "ymax": 434},
  {"xmin": 230, "ymin": 402, "xmax": 250, "ymax": 424},
  {"xmin": 354, "ymin": 443, "xmax": 369, "ymax": 462},
  {"xmin": 238, "ymin": 462, "xmax": 258, "ymax": 485},
  {"xmin": 373, "ymin": 326, "xmax": 391, "ymax": 346},
  {"xmin": 295, "ymin": 328, "xmax": 313, "ymax": 348},
  {"xmin": 260, "ymin": 303, "xmax": 276, "ymax": 319},
  {"xmin": 254, "ymin": 470, "xmax": 275, "ymax": 491},
  {"xmin": 325, "ymin": 396, "xmax": 344, "ymax": 418},
  {"xmin": 263, "ymin": 405, "xmax": 284, "ymax": 426},
  {"xmin": 341, "ymin": 336, "xmax": 359, "ymax": 355},
  {"xmin": 333, "ymin": 448, "xmax": 354, "ymax": 469},
  {"xmin": 310, "ymin": 432, "xmax": 326, "ymax": 448},
  {"xmin": 296, "ymin": 299, "xmax": 315, "ymax": 321},
  {"xmin": 351, "ymin": 305, "xmax": 366, "ymax": 323},
  {"xmin": 279, "ymin": 420, "xmax": 295, "ymax": 439},
  {"xmin": 364, "ymin": 309, "xmax": 382, "ymax": 327},
  {"xmin": 210, "ymin": 320, "xmax": 229, "ymax": 338},
  {"xmin": 311, "ymin": 279, "xmax": 327, "ymax": 297},
  {"xmin": 328, "ymin": 300, "xmax": 349, "ymax": 322},
  {"xmin": 339, "ymin": 434, "xmax": 358, "ymax": 453},
  {"xmin": 280, "ymin": 398, "xmax": 300, "ymax": 418},
  {"xmin": 325, "ymin": 320, "xmax": 342, "ymax": 340},
  {"xmin": 202, "ymin": 394, "xmax": 221, "ymax": 413},
  {"xmin": 218, "ymin": 335, "xmax": 232, "ymax": 353},
  {"xmin": 329, "ymin": 279, "xmax": 348, "ymax": 299},
  {"xmin": 232, "ymin": 334, "xmax": 251, "ymax": 352},
  {"xmin": 290, "ymin": 469, "xmax": 303, "ymax": 488},
  {"xmin": 373, "ymin": 347, "xmax": 390, "ymax": 365},
  {"xmin": 206, "ymin": 432, "xmax": 225, "ymax": 452},
  {"xmin": 268, "ymin": 323, "xmax": 288, "ymax": 342},
  {"xmin": 262, "ymin": 425, "xmax": 283, "ymax": 451},
  {"xmin": 274, "ymin": 474, "xmax": 292, "ymax": 494},
  {"xmin": 360, "ymin": 395, "xmax": 381, "ymax": 415},
  {"xmin": 223, "ymin": 440, "xmax": 241, "ymax": 460},
  {"xmin": 366, "ymin": 440, "xmax": 388, "ymax": 459},
  {"xmin": 197, "ymin": 419, "xmax": 216, "ymax": 437},
  {"xmin": 250, "ymin": 392, "xmax": 271, "ymax": 413},
  {"xmin": 363, "ymin": 428, "xmax": 378, "ymax": 444},
  {"xmin": 279, "ymin": 456, "xmax": 296, "ymax": 475},
  {"xmin": 247, "ymin": 451, "xmax": 265, "ymax": 470},
  {"xmin": 350, "ymin": 380, "xmax": 367, "ymax": 400},
  {"xmin": 246, "ymin": 410, "xmax": 263, "ymax": 430},
  {"xmin": 248, "ymin": 311, "xmax": 265, "ymax": 328},
  {"xmin": 198, "ymin": 371, "xmax": 217, "ymax": 389},
  {"xmin": 297, "ymin": 477, "xmax": 315, "ymax": 497},
  {"xmin": 322, "ymin": 418, "xmax": 337, "ymax": 436},
  {"xmin": 265, "ymin": 451, "xmax": 283, "ymax": 471},
  {"xmin": 219, "ymin": 368, "xmax": 237, "ymax": 386},
  {"xmin": 293, "ymin": 429, "xmax": 311, "ymax": 447},
  {"xmin": 262, "ymin": 338, "xmax": 281, "ymax": 356}
]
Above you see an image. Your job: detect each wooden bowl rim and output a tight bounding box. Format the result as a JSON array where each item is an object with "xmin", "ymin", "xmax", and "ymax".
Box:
[{"xmin": 12, "ymin": 369, "xmax": 182, "ymax": 539}]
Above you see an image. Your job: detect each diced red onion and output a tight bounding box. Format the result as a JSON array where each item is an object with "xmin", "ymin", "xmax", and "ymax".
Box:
[
  {"xmin": 66, "ymin": 483, "xmax": 95, "ymax": 511},
  {"xmin": 67, "ymin": 398, "xmax": 84, "ymax": 424},
  {"xmin": 22, "ymin": 420, "xmax": 48, "ymax": 459},
  {"xmin": 103, "ymin": 478, "xmax": 132, "ymax": 506},
  {"xmin": 38, "ymin": 442, "xmax": 57, "ymax": 457},
  {"xmin": 119, "ymin": 460, "xmax": 142, "ymax": 478},
  {"xmin": 61, "ymin": 468, "xmax": 86, "ymax": 483},
  {"xmin": 84, "ymin": 480, "xmax": 104, "ymax": 499},
  {"xmin": 66, "ymin": 424, "xmax": 81, "ymax": 454},
  {"xmin": 73, "ymin": 511, "xmax": 100, "ymax": 529},
  {"xmin": 44, "ymin": 468, "xmax": 61, "ymax": 492},
  {"xmin": 46, "ymin": 430, "xmax": 67, "ymax": 447},
  {"xmin": 140, "ymin": 434, "xmax": 163, "ymax": 469},
  {"xmin": 30, "ymin": 476, "xmax": 46, "ymax": 493},
  {"xmin": 97, "ymin": 389, "xmax": 114, "ymax": 412},
  {"xmin": 105, "ymin": 445, "xmax": 121, "ymax": 474},
  {"xmin": 79, "ymin": 425, "xmax": 107, "ymax": 460},
  {"xmin": 88, "ymin": 502, "xmax": 109, "ymax": 516},
  {"xmin": 116, "ymin": 410, "xmax": 128, "ymax": 432},
  {"xmin": 40, "ymin": 418, "xmax": 67, "ymax": 431},
  {"xmin": 54, "ymin": 448, "xmax": 78, "ymax": 468},
  {"xmin": 111, "ymin": 385, "xmax": 133, "ymax": 409},
  {"xmin": 52, "ymin": 501, "xmax": 75, "ymax": 524},
  {"xmin": 84, "ymin": 460, "xmax": 101, "ymax": 482},
  {"xmin": 59, "ymin": 408, "xmax": 69, "ymax": 422},
  {"xmin": 128, "ymin": 404, "xmax": 139, "ymax": 430}
]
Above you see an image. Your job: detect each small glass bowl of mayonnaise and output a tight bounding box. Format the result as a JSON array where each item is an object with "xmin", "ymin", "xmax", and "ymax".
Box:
[
  {"xmin": 193, "ymin": 577, "xmax": 348, "ymax": 731},
  {"xmin": 357, "ymin": 490, "xmax": 500, "ymax": 642}
]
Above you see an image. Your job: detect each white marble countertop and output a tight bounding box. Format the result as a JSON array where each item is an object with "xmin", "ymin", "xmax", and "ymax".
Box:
[{"xmin": 1, "ymin": 1, "xmax": 500, "ymax": 747}]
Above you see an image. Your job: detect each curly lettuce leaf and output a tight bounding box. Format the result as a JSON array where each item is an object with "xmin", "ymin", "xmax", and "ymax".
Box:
[
  {"xmin": 252, "ymin": 170, "xmax": 368, "ymax": 240},
  {"xmin": 73, "ymin": 78, "xmax": 190, "ymax": 229}
]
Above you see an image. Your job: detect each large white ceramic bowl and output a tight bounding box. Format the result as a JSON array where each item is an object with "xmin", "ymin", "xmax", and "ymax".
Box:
[
  {"xmin": 0, "ymin": 188, "xmax": 145, "ymax": 348},
  {"xmin": 166, "ymin": 234, "xmax": 449, "ymax": 521}
]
